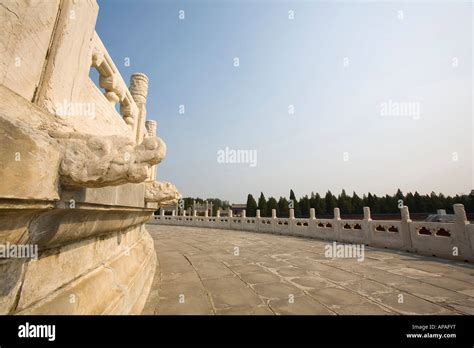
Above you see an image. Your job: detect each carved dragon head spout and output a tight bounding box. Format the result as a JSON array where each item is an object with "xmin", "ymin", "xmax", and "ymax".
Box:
[
  {"xmin": 53, "ymin": 131, "xmax": 167, "ymax": 188},
  {"xmin": 145, "ymin": 181, "xmax": 181, "ymax": 207},
  {"xmin": 135, "ymin": 136, "xmax": 166, "ymax": 165}
]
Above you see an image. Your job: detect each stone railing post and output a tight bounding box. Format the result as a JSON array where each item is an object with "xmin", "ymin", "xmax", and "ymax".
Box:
[
  {"xmin": 145, "ymin": 120, "xmax": 157, "ymax": 181},
  {"xmin": 160, "ymin": 209, "xmax": 165, "ymax": 217},
  {"xmin": 270, "ymin": 208, "xmax": 277, "ymax": 233},
  {"xmin": 400, "ymin": 206, "xmax": 413, "ymax": 251},
  {"xmin": 182, "ymin": 210, "xmax": 186, "ymax": 217},
  {"xmin": 363, "ymin": 206, "xmax": 371, "ymax": 221},
  {"xmin": 363, "ymin": 206, "xmax": 372, "ymax": 244},
  {"xmin": 255, "ymin": 209, "xmax": 261, "ymax": 232},
  {"xmin": 242, "ymin": 210, "xmax": 246, "ymax": 218},
  {"xmin": 453, "ymin": 204, "xmax": 471, "ymax": 259},
  {"xmin": 216, "ymin": 209, "xmax": 221, "ymax": 218},
  {"xmin": 129, "ymin": 73, "xmax": 149, "ymax": 143},
  {"xmin": 193, "ymin": 210, "xmax": 197, "ymax": 217},
  {"xmin": 289, "ymin": 209, "xmax": 295, "ymax": 219},
  {"xmin": 204, "ymin": 209, "xmax": 208, "ymax": 218},
  {"xmin": 333, "ymin": 207, "xmax": 341, "ymax": 240},
  {"xmin": 309, "ymin": 208, "xmax": 315, "ymax": 219},
  {"xmin": 171, "ymin": 210, "xmax": 175, "ymax": 217},
  {"xmin": 289, "ymin": 208, "xmax": 295, "ymax": 234},
  {"xmin": 228, "ymin": 208, "xmax": 233, "ymax": 218}
]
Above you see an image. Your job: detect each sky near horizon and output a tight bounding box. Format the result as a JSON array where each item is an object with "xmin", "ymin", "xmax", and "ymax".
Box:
[{"xmin": 95, "ymin": 0, "xmax": 473, "ymax": 203}]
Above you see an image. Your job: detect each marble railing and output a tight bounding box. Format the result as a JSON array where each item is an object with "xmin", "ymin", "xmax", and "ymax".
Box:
[{"xmin": 149, "ymin": 204, "xmax": 474, "ymax": 262}]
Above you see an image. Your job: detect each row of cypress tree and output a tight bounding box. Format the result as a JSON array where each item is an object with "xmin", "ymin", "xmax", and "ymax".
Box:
[{"xmin": 244, "ymin": 189, "xmax": 473, "ymax": 218}]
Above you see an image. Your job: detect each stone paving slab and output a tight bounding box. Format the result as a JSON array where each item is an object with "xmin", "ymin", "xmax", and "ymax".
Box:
[{"xmin": 144, "ymin": 225, "xmax": 474, "ymax": 315}]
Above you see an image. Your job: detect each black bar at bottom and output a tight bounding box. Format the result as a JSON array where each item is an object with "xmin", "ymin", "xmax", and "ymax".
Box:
[{"xmin": 0, "ymin": 315, "xmax": 472, "ymax": 346}]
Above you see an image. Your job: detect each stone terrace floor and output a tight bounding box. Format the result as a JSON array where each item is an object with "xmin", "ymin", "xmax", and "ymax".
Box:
[{"xmin": 142, "ymin": 225, "xmax": 474, "ymax": 315}]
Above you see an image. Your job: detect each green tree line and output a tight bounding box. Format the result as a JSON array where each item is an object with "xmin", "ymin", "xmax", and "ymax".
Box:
[
  {"xmin": 181, "ymin": 189, "xmax": 473, "ymax": 218},
  {"xmin": 244, "ymin": 189, "xmax": 473, "ymax": 218}
]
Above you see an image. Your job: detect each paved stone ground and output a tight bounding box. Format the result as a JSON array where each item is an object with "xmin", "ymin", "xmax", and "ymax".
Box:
[{"xmin": 142, "ymin": 225, "xmax": 474, "ymax": 315}]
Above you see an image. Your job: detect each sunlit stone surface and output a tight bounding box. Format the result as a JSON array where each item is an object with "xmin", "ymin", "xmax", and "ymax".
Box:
[
  {"xmin": 0, "ymin": 0, "xmax": 179, "ymax": 314},
  {"xmin": 144, "ymin": 225, "xmax": 474, "ymax": 315}
]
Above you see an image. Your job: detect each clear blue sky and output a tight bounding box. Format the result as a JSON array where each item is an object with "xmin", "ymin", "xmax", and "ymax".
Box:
[{"xmin": 95, "ymin": 0, "xmax": 472, "ymax": 203}]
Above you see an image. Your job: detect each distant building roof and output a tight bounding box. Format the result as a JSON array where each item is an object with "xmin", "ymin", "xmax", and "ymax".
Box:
[{"xmin": 231, "ymin": 204, "xmax": 247, "ymax": 209}]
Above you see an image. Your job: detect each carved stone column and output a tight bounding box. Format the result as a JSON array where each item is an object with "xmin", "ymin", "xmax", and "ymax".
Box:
[
  {"xmin": 130, "ymin": 73, "xmax": 149, "ymax": 143},
  {"xmin": 400, "ymin": 206, "xmax": 413, "ymax": 251},
  {"xmin": 145, "ymin": 120, "xmax": 157, "ymax": 181}
]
